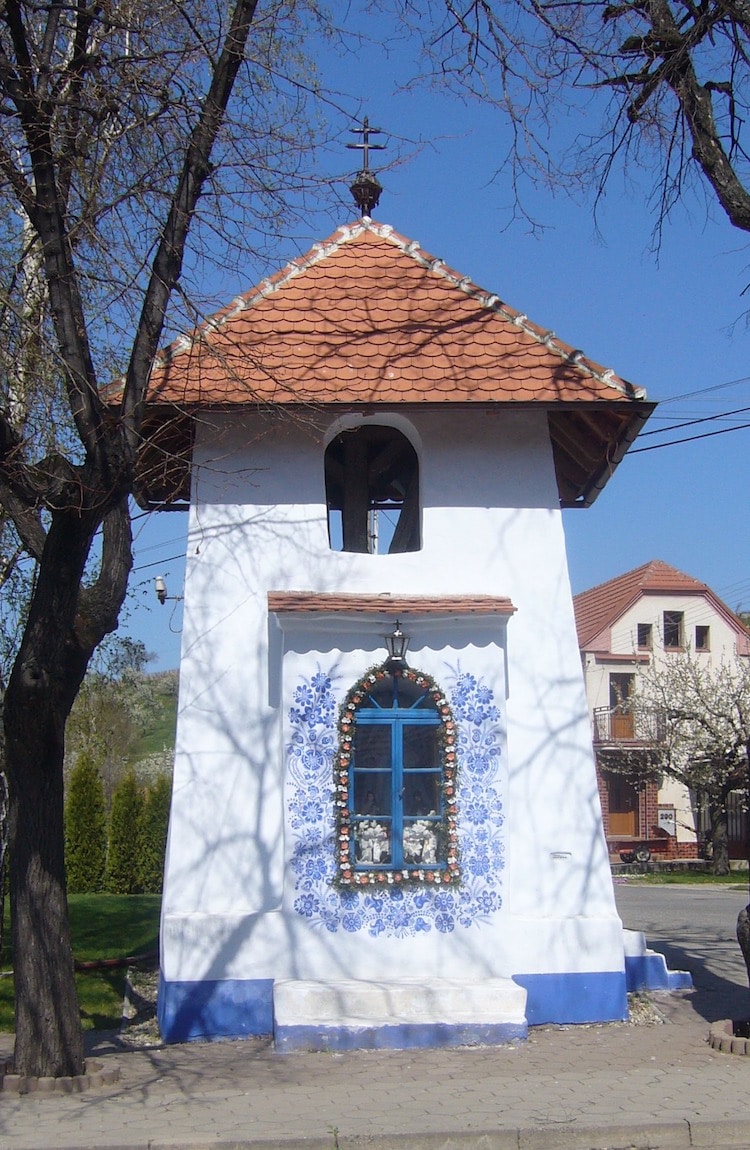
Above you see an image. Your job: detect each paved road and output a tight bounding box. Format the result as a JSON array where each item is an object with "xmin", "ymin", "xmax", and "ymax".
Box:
[{"xmin": 615, "ymin": 879, "xmax": 750, "ymax": 1021}]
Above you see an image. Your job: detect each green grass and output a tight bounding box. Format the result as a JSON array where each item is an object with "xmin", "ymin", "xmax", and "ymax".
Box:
[
  {"xmin": 0, "ymin": 893, "xmax": 161, "ymax": 1033},
  {"xmin": 622, "ymin": 870, "xmax": 749, "ymax": 885}
]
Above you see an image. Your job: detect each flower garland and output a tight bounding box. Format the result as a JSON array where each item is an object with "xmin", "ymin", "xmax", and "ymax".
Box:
[{"xmin": 334, "ymin": 664, "xmax": 461, "ymax": 888}]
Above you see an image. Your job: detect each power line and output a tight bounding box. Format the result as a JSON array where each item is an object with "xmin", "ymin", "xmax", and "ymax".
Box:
[
  {"xmin": 625, "ymin": 375, "xmax": 750, "ymax": 453},
  {"xmin": 629, "ymin": 421, "xmax": 750, "ymax": 454},
  {"xmin": 132, "ymin": 554, "xmax": 185, "ymax": 573},
  {"xmin": 657, "ymin": 375, "xmax": 750, "ymax": 406},
  {"xmin": 638, "ymin": 404, "xmax": 750, "ymax": 438}
]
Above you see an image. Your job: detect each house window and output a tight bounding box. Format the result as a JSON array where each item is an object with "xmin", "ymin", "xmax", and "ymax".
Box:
[
  {"xmin": 663, "ymin": 611, "xmax": 684, "ymax": 649},
  {"xmin": 335, "ymin": 666, "xmax": 459, "ymax": 886},
  {"xmin": 609, "ymin": 673, "xmax": 634, "ymax": 709},
  {"xmin": 324, "ymin": 424, "xmax": 420, "ymax": 554},
  {"xmin": 609, "ymin": 673, "xmax": 635, "ymax": 739},
  {"xmin": 637, "ymin": 623, "xmax": 653, "ymax": 649},
  {"xmin": 695, "ymin": 625, "xmax": 710, "ymax": 651}
]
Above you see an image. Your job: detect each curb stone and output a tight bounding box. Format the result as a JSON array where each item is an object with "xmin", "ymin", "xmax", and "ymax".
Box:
[
  {"xmin": 707, "ymin": 1019, "xmax": 750, "ymax": 1055},
  {"xmin": 0, "ymin": 1056, "xmax": 119, "ymax": 1094},
  {"xmin": 86, "ymin": 1130, "xmax": 748, "ymax": 1150},
  {"xmin": 518, "ymin": 1123, "xmax": 691, "ymax": 1150},
  {"xmin": 689, "ymin": 1117, "xmax": 750, "ymax": 1146},
  {"xmin": 140, "ymin": 1125, "xmax": 750, "ymax": 1150}
]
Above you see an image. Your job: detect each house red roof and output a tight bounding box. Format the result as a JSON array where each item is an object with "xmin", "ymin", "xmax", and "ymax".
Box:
[
  {"xmin": 119, "ymin": 218, "xmax": 654, "ymax": 508},
  {"xmin": 573, "ymin": 560, "xmax": 750, "ymax": 654}
]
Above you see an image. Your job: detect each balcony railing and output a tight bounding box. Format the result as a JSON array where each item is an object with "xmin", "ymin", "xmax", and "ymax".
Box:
[{"xmin": 593, "ymin": 706, "xmax": 666, "ymax": 745}]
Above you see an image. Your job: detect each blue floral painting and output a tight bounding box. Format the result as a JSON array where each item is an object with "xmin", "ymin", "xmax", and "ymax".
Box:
[{"xmin": 287, "ymin": 666, "xmax": 505, "ymax": 936}]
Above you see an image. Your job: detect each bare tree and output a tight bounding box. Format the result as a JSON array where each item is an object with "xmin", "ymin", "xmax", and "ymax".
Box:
[
  {"xmin": 0, "ymin": 0, "xmax": 324, "ymax": 1079},
  {"xmin": 402, "ymin": 0, "xmax": 750, "ymax": 238},
  {"xmin": 598, "ymin": 653, "xmax": 750, "ymax": 874}
]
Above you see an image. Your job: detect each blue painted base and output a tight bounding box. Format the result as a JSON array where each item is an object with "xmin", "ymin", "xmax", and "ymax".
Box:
[
  {"xmin": 625, "ymin": 953, "xmax": 692, "ymax": 993},
  {"xmin": 275, "ymin": 1021, "xmax": 528, "ymax": 1052},
  {"xmin": 158, "ymin": 970, "xmax": 636, "ymax": 1044},
  {"xmin": 513, "ymin": 971, "xmax": 628, "ymax": 1025},
  {"xmin": 157, "ymin": 973, "xmax": 274, "ymax": 1042}
]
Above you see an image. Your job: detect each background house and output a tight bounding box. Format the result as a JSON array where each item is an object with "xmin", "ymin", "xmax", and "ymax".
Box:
[{"xmin": 574, "ymin": 560, "xmax": 750, "ymax": 861}]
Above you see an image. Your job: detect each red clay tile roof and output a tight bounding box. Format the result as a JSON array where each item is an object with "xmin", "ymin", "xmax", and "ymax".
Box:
[
  {"xmin": 122, "ymin": 218, "xmax": 654, "ymax": 508},
  {"xmin": 143, "ymin": 220, "xmax": 646, "ymax": 408},
  {"xmin": 267, "ymin": 593, "xmax": 516, "ymax": 617},
  {"xmin": 573, "ymin": 560, "xmax": 750, "ymax": 654}
]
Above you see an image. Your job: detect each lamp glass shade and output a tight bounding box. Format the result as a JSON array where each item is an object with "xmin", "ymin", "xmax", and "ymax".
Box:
[{"xmin": 385, "ymin": 621, "xmax": 409, "ymax": 666}]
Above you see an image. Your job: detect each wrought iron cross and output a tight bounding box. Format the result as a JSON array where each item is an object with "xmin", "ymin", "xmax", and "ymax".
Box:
[
  {"xmin": 347, "ymin": 117, "xmax": 385, "ymax": 171},
  {"xmin": 347, "ymin": 117, "xmax": 386, "ymax": 216}
]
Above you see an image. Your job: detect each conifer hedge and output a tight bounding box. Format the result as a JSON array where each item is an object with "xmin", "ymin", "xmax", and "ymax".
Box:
[
  {"xmin": 139, "ymin": 774, "xmax": 172, "ymax": 893},
  {"xmin": 106, "ymin": 768, "xmax": 144, "ymax": 894},
  {"xmin": 64, "ymin": 752, "xmax": 107, "ymax": 893},
  {"xmin": 63, "ymin": 760, "xmax": 172, "ymax": 895}
]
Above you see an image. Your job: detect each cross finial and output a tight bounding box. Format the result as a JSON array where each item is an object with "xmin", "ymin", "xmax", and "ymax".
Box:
[{"xmin": 347, "ymin": 117, "xmax": 386, "ymax": 216}]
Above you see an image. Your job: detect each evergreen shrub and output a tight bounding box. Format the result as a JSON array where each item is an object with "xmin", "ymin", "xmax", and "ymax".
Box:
[
  {"xmin": 65, "ymin": 752, "xmax": 107, "ymax": 893},
  {"xmin": 139, "ymin": 773, "xmax": 172, "ymax": 893},
  {"xmin": 106, "ymin": 768, "xmax": 143, "ymax": 894}
]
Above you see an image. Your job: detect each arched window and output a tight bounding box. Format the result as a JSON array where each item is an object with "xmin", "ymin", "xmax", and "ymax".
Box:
[
  {"xmin": 335, "ymin": 667, "xmax": 459, "ymax": 887},
  {"xmin": 324, "ymin": 424, "xmax": 420, "ymax": 554}
]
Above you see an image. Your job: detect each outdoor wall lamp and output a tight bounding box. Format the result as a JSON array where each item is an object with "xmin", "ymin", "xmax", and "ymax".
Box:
[
  {"xmin": 384, "ymin": 619, "xmax": 409, "ymax": 671},
  {"xmin": 154, "ymin": 575, "xmax": 183, "ymax": 606}
]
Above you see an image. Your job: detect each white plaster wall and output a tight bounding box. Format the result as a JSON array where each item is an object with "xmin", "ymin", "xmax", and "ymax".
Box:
[
  {"xmin": 161, "ymin": 407, "xmax": 621, "ymax": 986},
  {"xmin": 583, "ymin": 656, "xmax": 618, "ymax": 715},
  {"xmin": 658, "ymin": 776, "xmax": 698, "ymax": 843}
]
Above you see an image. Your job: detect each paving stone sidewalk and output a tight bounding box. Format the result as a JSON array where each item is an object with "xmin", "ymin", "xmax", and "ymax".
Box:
[{"xmin": 1, "ymin": 991, "xmax": 750, "ymax": 1150}]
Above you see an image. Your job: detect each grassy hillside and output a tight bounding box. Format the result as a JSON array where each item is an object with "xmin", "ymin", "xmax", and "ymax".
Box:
[{"xmin": 129, "ymin": 671, "xmax": 178, "ymax": 763}]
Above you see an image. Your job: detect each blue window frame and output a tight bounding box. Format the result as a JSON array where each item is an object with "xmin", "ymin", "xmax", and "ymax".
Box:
[{"xmin": 335, "ymin": 667, "xmax": 460, "ymax": 887}]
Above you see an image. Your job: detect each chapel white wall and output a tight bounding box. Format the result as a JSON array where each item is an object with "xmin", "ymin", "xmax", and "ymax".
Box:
[{"xmin": 161, "ymin": 407, "xmax": 621, "ymax": 986}]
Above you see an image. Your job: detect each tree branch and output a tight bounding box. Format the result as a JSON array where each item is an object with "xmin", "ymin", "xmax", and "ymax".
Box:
[
  {"xmin": 645, "ymin": 0, "xmax": 750, "ymax": 230},
  {"xmin": 120, "ymin": 0, "xmax": 261, "ymax": 445}
]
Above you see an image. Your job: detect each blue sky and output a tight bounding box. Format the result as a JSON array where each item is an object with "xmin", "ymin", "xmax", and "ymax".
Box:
[{"xmin": 123, "ymin": 13, "xmax": 750, "ymax": 670}]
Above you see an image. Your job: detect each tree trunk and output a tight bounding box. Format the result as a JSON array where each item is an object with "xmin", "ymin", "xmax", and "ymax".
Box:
[
  {"xmin": 6, "ymin": 510, "xmax": 105, "ymax": 1077},
  {"xmin": 7, "ymin": 726, "xmax": 82, "ymax": 1076},
  {"xmin": 711, "ymin": 803, "xmax": 731, "ymax": 877},
  {"xmin": 0, "ymin": 0, "xmax": 261, "ymax": 1080},
  {"xmin": 0, "ymin": 770, "xmax": 7, "ymax": 960},
  {"xmin": 737, "ymin": 905, "xmax": 750, "ymax": 1000}
]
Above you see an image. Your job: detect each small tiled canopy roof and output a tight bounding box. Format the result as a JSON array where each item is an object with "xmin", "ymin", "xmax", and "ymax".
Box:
[
  {"xmin": 573, "ymin": 559, "xmax": 750, "ymax": 655},
  {"xmin": 118, "ymin": 218, "xmax": 654, "ymax": 508}
]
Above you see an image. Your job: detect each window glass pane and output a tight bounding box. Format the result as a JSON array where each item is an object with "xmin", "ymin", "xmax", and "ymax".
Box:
[
  {"xmin": 354, "ymin": 724, "xmax": 391, "ymax": 768},
  {"xmin": 410, "ymin": 690, "xmax": 437, "ymax": 710},
  {"xmin": 358, "ymin": 674, "xmax": 432, "ymax": 710},
  {"xmin": 402, "ymin": 724, "xmax": 439, "ymax": 769},
  {"xmin": 354, "ymin": 819, "xmax": 392, "ymax": 865},
  {"xmin": 403, "ymin": 818, "xmax": 441, "ymax": 865},
  {"xmin": 663, "ymin": 611, "xmax": 683, "ymax": 648},
  {"xmin": 364, "ymin": 677, "xmax": 396, "ymax": 709},
  {"xmin": 394, "ymin": 677, "xmax": 429, "ymax": 708},
  {"xmin": 353, "ymin": 771, "xmax": 392, "ymax": 816},
  {"xmin": 695, "ymin": 625, "xmax": 710, "ymax": 650},
  {"xmin": 403, "ymin": 772, "xmax": 441, "ymax": 816},
  {"xmin": 609, "ymin": 673, "xmax": 634, "ymax": 711}
]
